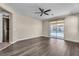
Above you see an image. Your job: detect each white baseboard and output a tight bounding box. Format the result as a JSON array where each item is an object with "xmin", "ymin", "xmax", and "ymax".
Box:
[
  {"xmin": 65, "ymin": 39, "xmax": 79, "ymax": 43},
  {"xmin": 11, "ymin": 35, "xmax": 43, "ymax": 44},
  {"xmin": 42, "ymin": 35, "xmax": 50, "ymax": 37}
]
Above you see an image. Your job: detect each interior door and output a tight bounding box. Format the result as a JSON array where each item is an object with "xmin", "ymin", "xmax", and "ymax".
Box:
[{"xmin": 3, "ymin": 16, "xmax": 9, "ymax": 42}]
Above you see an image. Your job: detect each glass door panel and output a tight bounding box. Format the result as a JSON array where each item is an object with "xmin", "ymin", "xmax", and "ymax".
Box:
[{"xmin": 50, "ymin": 20, "xmax": 64, "ymax": 39}]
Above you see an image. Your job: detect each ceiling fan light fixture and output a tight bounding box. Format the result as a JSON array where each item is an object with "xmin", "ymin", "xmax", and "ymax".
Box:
[{"xmin": 35, "ymin": 8, "xmax": 52, "ymax": 16}]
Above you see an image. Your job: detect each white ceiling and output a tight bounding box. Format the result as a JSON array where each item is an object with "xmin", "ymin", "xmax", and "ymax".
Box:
[{"xmin": 6, "ymin": 3, "xmax": 79, "ymax": 20}]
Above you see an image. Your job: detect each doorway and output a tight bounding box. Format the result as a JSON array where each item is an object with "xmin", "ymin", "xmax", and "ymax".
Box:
[
  {"xmin": 49, "ymin": 19, "xmax": 64, "ymax": 39},
  {"xmin": 3, "ymin": 15, "xmax": 9, "ymax": 42}
]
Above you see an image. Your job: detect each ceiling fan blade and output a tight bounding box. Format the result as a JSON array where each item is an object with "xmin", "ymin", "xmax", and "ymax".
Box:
[
  {"xmin": 39, "ymin": 8, "xmax": 43, "ymax": 12},
  {"xmin": 44, "ymin": 12, "xmax": 49, "ymax": 15},
  {"xmin": 35, "ymin": 12, "xmax": 41, "ymax": 14},
  {"xmin": 44, "ymin": 9, "xmax": 51, "ymax": 12},
  {"xmin": 40, "ymin": 12, "xmax": 43, "ymax": 16}
]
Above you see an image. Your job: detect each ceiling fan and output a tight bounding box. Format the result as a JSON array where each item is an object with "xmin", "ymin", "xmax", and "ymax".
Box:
[{"xmin": 35, "ymin": 8, "xmax": 51, "ymax": 16}]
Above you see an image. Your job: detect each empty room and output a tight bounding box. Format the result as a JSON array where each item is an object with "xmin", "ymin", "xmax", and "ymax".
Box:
[{"xmin": 0, "ymin": 3, "xmax": 79, "ymax": 56}]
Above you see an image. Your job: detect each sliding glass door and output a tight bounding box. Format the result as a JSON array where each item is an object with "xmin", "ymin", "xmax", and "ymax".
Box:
[{"xmin": 49, "ymin": 20, "xmax": 64, "ymax": 39}]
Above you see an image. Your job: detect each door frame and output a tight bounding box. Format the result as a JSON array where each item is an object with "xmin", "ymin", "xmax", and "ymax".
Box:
[
  {"xmin": 2, "ymin": 15, "xmax": 9, "ymax": 42},
  {"xmin": 0, "ymin": 7, "xmax": 12, "ymax": 43}
]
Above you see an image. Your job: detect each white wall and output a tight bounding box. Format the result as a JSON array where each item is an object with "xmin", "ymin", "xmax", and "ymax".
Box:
[
  {"xmin": 0, "ymin": 14, "xmax": 3, "ymax": 43},
  {"xmin": 42, "ymin": 20, "xmax": 49, "ymax": 37},
  {"xmin": 13, "ymin": 14, "xmax": 42, "ymax": 43},
  {"xmin": 0, "ymin": 4, "xmax": 42, "ymax": 44},
  {"xmin": 64, "ymin": 15, "xmax": 79, "ymax": 42}
]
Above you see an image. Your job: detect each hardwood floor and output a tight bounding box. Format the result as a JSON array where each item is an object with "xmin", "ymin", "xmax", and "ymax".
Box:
[
  {"xmin": 0, "ymin": 42, "xmax": 10, "ymax": 51},
  {"xmin": 0, "ymin": 37, "xmax": 79, "ymax": 56}
]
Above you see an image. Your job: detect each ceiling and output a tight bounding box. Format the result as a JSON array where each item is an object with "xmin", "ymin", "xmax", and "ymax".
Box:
[{"xmin": 6, "ymin": 3, "xmax": 79, "ymax": 20}]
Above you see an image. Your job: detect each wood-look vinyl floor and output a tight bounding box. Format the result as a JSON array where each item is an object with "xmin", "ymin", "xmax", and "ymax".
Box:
[
  {"xmin": 0, "ymin": 37, "xmax": 79, "ymax": 56},
  {"xmin": 0, "ymin": 42, "xmax": 10, "ymax": 51}
]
